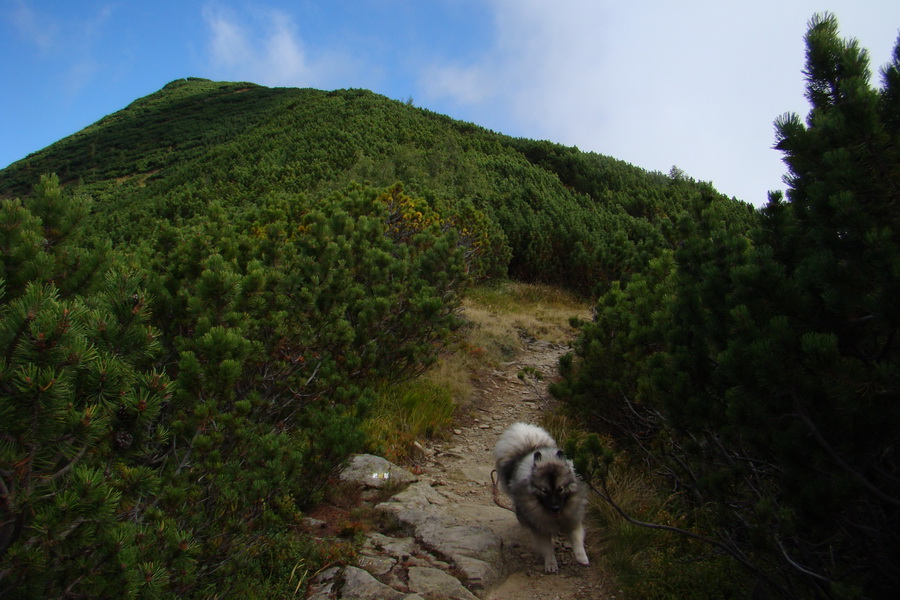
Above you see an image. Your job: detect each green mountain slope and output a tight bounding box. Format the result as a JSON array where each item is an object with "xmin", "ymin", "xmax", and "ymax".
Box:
[
  {"xmin": 0, "ymin": 77, "xmax": 754, "ymax": 294},
  {"xmin": 0, "ymin": 78, "xmax": 760, "ymax": 598},
  {"xmin": 5, "ymin": 12, "xmax": 897, "ymax": 597}
]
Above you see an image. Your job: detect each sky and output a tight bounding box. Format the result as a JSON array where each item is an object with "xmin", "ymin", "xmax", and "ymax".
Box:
[{"xmin": 2, "ymin": 1, "xmax": 899, "ymax": 206}]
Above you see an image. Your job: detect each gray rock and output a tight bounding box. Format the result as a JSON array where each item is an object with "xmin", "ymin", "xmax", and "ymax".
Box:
[
  {"xmin": 376, "ymin": 489, "xmax": 516, "ymax": 593},
  {"xmin": 307, "ymin": 565, "xmax": 341, "ymax": 600},
  {"xmin": 301, "ymin": 516, "xmax": 327, "ymax": 529},
  {"xmin": 407, "ymin": 566, "xmax": 479, "ymax": 600},
  {"xmin": 386, "ymin": 480, "xmax": 448, "ymax": 507},
  {"xmin": 340, "ymin": 454, "xmax": 418, "ymax": 488},
  {"xmin": 340, "ymin": 566, "xmax": 407, "ymax": 600},
  {"xmin": 452, "ymin": 554, "xmax": 503, "ymax": 592},
  {"xmin": 355, "ymin": 553, "xmax": 396, "ymax": 576},
  {"xmin": 417, "ymin": 523, "xmax": 502, "ymax": 565},
  {"xmin": 363, "ymin": 532, "xmax": 418, "ymax": 560},
  {"xmin": 312, "ymin": 565, "xmax": 342, "ymax": 583}
]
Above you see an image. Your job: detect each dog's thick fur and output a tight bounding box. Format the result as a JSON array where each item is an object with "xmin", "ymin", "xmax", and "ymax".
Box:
[{"xmin": 493, "ymin": 422, "xmax": 589, "ymax": 573}]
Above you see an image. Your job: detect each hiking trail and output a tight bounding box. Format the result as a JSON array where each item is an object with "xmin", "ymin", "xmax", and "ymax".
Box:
[{"xmin": 307, "ymin": 297, "xmax": 618, "ymax": 599}]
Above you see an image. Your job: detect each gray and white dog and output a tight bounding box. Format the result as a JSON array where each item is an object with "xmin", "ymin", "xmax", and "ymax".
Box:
[{"xmin": 493, "ymin": 422, "xmax": 589, "ymax": 573}]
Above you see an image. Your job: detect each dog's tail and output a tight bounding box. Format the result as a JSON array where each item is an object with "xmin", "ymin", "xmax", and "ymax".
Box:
[
  {"xmin": 492, "ymin": 423, "xmax": 556, "ymax": 462},
  {"xmin": 493, "ymin": 423, "xmax": 559, "ymax": 494}
]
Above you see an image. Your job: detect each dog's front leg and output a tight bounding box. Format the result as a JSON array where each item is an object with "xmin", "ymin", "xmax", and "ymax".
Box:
[
  {"xmin": 568, "ymin": 524, "xmax": 589, "ymax": 566},
  {"xmin": 532, "ymin": 531, "xmax": 558, "ymax": 573}
]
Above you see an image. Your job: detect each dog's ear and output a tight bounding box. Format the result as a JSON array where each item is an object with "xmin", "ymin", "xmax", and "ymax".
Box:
[
  {"xmin": 556, "ymin": 449, "xmax": 565, "ymax": 460},
  {"xmin": 533, "ymin": 451, "xmax": 542, "ymax": 463}
]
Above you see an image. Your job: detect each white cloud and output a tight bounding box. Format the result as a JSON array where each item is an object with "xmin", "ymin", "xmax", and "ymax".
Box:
[
  {"xmin": 422, "ymin": 62, "xmax": 495, "ymax": 105},
  {"xmin": 205, "ymin": 7, "xmax": 253, "ymax": 68},
  {"xmin": 262, "ymin": 17, "xmax": 308, "ymax": 83},
  {"xmin": 420, "ymin": 0, "xmax": 611, "ymax": 131},
  {"xmin": 10, "ymin": 0, "xmax": 58, "ymax": 52},
  {"xmin": 416, "ymin": 0, "xmax": 836, "ymax": 203},
  {"xmin": 64, "ymin": 58, "xmax": 101, "ymax": 99},
  {"xmin": 203, "ymin": 5, "xmax": 311, "ymax": 85},
  {"xmin": 202, "ymin": 4, "xmax": 357, "ymax": 89}
]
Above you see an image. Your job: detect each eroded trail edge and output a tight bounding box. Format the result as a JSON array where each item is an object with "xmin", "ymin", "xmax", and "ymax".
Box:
[{"xmin": 308, "ymin": 333, "xmax": 611, "ymax": 600}]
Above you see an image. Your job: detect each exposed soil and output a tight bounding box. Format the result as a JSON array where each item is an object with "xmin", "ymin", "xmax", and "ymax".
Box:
[{"xmin": 414, "ymin": 334, "xmax": 615, "ymax": 599}]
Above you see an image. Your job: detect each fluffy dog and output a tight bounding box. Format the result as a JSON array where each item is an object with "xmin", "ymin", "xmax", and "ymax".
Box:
[{"xmin": 493, "ymin": 422, "xmax": 589, "ymax": 573}]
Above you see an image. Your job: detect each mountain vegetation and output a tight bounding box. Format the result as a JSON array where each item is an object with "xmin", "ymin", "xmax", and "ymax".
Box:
[
  {"xmin": 0, "ymin": 12, "xmax": 896, "ymax": 600},
  {"xmin": 555, "ymin": 13, "xmax": 900, "ymax": 599}
]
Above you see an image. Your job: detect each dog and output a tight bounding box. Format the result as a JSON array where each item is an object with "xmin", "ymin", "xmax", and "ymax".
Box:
[{"xmin": 493, "ymin": 422, "xmax": 589, "ymax": 573}]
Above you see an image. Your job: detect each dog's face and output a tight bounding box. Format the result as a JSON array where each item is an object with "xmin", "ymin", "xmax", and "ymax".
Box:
[{"xmin": 530, "ymin": 450, "xmax": 578, "ymax": 514}]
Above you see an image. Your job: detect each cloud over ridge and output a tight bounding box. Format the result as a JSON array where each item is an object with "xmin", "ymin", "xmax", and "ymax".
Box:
[{"xmin": 203, "ymin": 4, "xmax": 322, "ymax": 87}]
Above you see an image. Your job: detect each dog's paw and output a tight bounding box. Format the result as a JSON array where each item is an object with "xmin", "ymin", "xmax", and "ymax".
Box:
[
  {"xmin": 574, "ymin": 551, "xmax": 590, "ymax": 566},
  {"xmin": 543, "ymin": 558, "xmax": 559, "ymax": 573}
]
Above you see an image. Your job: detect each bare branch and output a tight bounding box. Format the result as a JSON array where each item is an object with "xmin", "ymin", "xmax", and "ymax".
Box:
[
  {"xmin": 48, "ymin": 445, "xmax": 89, "ymax": 483},
  {"xmin": 792, "ymin": 411, "xmax": 900, "ymax": 508},
  {"xmin": 776, "ymin": 538, "xmax": 831, "ymax": 583},
  {"xmin": 585, "ymin": 476, "xmax": 790, "ymax": 598}
]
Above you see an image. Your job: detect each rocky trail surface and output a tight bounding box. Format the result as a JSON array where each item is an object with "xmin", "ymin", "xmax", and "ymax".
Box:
[{"xmin": 307, "ymin": 330, "xmax": 613, "ymax": 599}]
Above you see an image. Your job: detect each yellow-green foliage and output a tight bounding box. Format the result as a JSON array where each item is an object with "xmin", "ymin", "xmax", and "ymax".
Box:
[
  {"xmin": 462, "ymin": 280, "xmax": 589, "ymax": 364},
  {"xmin": 363, "ymin": 380, "xmax": 456, "ymax": 463},
  {"xmin": 422, "ymin": 354, "xmax": 474, "ymax": 411},
  {"xmin": 236, "ymin": 531, "xmax": 359, "ymax": 599},
  {"xmin": 466, "ymin": 279, "xmax": 586, "ymax": 315}
]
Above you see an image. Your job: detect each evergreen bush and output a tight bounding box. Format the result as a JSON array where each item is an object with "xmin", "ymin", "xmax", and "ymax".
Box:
[
  {"xmin": 556, "ymin": 14, "xmax": 900, "ymax": 598},
  {"xmin": 0, "ymin": 177, "xmax": 474, "ymax": 597}
]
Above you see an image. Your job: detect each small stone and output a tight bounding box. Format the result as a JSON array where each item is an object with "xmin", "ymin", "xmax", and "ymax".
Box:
[
  {"xmin": 301, "ymin": 516, "xmax": 326, "ymax": 529},
  {"xmin": 339, "ymin": 454, "xmax": 417, "ymax": 489},
  {"xmin": 312, "ymin": 566, "xmax": 341, "ymax": 583},
  {"xmin": 356, "ymin": 554, "xmax": 396, "ymax": 576}
]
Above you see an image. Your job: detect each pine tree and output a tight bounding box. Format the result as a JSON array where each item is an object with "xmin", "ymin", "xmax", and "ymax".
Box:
[
  {"xmin": 0, "ymin": 179, "xmax": 170, "ymax": 598},
  {"xmin": 654, "ymin": 13, "xmax": 900, "ymax": 598}
]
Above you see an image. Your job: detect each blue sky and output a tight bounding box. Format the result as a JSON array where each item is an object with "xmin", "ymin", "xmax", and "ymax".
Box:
[{"xmin": 3, "ymin": 1, "xmax": 899, "ymax": 206}]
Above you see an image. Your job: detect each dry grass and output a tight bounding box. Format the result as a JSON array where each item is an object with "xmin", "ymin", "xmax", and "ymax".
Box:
[
  {"xmin": 538, "ymin": 411, "xmax": 584, "ymax": 446},
  {"xmin": 422, "ymin": 351, "xmax": 474, "ymax": 409},
  {"xmin": 462, "ymin": 280, "xmax": 590, "ymax": 366},
  {"xmin": 361, "ymin": 280, "xmax": 590, "ymax": 463}
]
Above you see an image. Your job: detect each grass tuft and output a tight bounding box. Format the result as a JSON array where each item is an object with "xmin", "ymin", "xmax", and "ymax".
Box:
[{"xmin": 362, "ymin": 379, "xmax": 456, "ymax": 463}]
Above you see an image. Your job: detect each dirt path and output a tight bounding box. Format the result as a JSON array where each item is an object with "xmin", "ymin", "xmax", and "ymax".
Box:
[
  {"xmin": 416, "ymin": 336, "xmax": 613, "ymax": 599},
  {"xmin": 308, "ymin": 289, "xmax": 618, "ymax": 599}
]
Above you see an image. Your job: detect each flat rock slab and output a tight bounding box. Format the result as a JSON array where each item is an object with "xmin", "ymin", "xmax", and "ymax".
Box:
[
  {"xmin": 408, "ymin": 566, "xmax": 479, "ymax": 600},
  {"xmin": 339, "ymin": 454, "xmax": 418, "ymax": 488}
]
